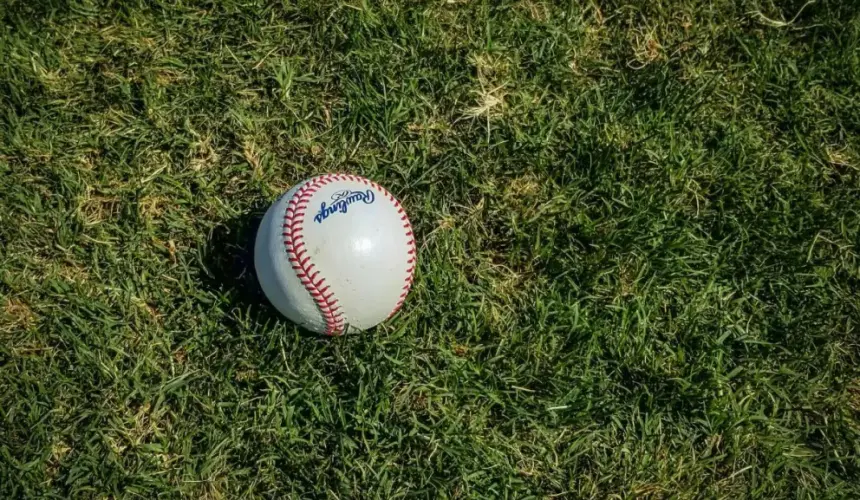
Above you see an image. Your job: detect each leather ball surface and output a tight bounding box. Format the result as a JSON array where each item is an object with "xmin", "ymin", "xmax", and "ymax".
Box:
[{"xmin": 254, "ymin": 174, "xmax": 416, "ymax": 335}]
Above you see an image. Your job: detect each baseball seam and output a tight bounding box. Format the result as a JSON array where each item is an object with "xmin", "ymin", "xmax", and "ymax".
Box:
[{"xmin": 282, "ymin": 174, "xmax": 416, "ymax": 335}]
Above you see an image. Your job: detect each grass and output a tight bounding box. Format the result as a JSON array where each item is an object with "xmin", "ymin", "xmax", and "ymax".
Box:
[{"xmin": 1, "ymin": 0, "xmax": 859, "ymax": 497}]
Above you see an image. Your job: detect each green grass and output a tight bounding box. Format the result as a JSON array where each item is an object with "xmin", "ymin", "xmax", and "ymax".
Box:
[{"xmin": 1, "ymin": 0, "xmax": 859, "ymax": 497}]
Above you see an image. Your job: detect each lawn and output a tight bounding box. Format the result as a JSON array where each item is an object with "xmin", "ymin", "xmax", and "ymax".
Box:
[{"xmin": 1, "ymin": 0, "xmax": 859, "ymax": 497}]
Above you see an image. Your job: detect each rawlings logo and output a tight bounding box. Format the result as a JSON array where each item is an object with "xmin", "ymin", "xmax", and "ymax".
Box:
[{"xmin": 314, "ymin": 189, "xmax": 375, "ymax": 223}]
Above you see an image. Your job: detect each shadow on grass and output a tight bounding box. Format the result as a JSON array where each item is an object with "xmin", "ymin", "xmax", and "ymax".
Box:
[
  {"xmin": 201, "ymin": 207, "xmax": 273, "ymax": 317},
  {"xmin": 199, "ymin": 204, "xmax": 318, "ymax": 339}
]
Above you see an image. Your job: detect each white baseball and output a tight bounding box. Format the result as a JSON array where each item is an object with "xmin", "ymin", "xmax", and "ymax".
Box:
[{"xmin": 254, "ymin": 174, "xmax": 417, "ymax": 335}]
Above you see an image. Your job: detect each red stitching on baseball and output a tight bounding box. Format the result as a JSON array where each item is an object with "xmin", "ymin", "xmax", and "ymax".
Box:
[
  {"xmin": 365, "ymin": 180, "xmax": 417, "ymax": 321},
  {"xmin": 283, "ymin": 174, "xmax": 416, "ymax": 333},
  {"xmin": 283, "ymin": 175, "xmax": 346, "ymax": 335}
]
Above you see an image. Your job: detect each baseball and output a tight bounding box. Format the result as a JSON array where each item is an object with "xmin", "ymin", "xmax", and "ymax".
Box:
[{"xmin": 254, "ymin": 174, "xmax": 417, "ymax": 335}]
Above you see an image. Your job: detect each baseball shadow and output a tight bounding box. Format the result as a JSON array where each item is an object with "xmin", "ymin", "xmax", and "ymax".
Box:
[
  {"xmin": 199, "ymin": 206, "xmax": 277, "ymax": 323},
  {"xmin": 199, "ymin": 204, "xmax": 321, "ymax": 338}
]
